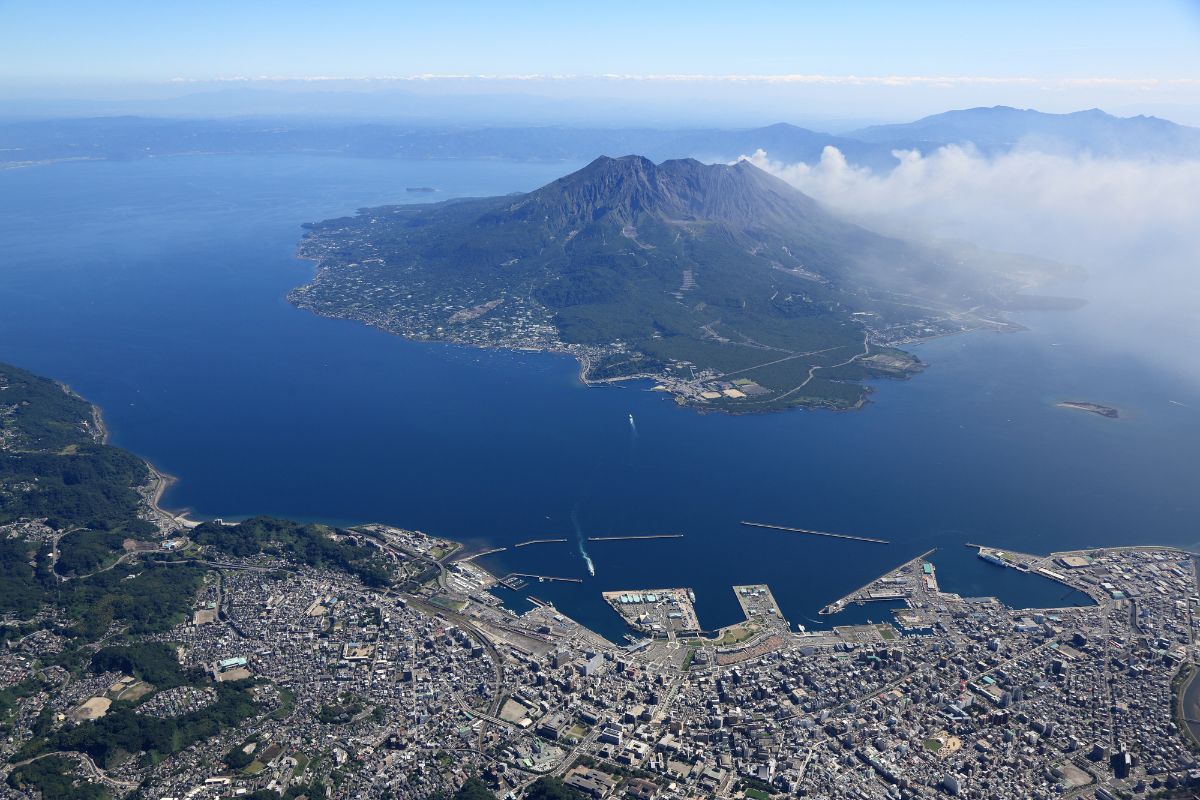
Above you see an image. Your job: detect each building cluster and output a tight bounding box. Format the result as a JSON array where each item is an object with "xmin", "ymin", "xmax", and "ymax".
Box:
[{"xmin": 2, "ymin": 523, "xmax": 1199, "ymax": 800}]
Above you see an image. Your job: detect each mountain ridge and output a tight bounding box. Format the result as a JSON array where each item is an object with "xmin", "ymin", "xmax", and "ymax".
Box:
[{"xmin": 847, "ymin": 105, "xmax": 1200, "ymax": 157}]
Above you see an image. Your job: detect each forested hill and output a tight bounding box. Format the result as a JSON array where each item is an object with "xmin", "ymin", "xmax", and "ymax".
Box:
[{"xmin": 0, "ymin": 362, "xmax": 151, "ymax": 533}]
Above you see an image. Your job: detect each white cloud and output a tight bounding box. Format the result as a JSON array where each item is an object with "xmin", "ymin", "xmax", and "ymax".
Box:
[{"xmin": 744, "ymin": 145, "xmax": 1200, "ymax": 388}]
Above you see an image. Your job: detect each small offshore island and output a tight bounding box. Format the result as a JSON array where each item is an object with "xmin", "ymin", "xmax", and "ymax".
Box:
[
  {"xmin": 2, "ymin": 359, "xmax": 1198, "ymax": 800},
  {"xmin": 1058, "ymin": 400, "xmax": 1121, "ymax": 419},
  {"xmin": 293, "ymin": 156, "xmax": 1071, "ymax": 414}
]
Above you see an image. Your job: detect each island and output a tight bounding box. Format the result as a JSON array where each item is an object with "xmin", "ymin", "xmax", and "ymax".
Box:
[
  {"xmin": 293, "ymin": 156, "xmax": 1071, "ymax": 413},
  {"xmin": 1057, "ymin": 400, "xmax": 1120, "ymax": 418}
]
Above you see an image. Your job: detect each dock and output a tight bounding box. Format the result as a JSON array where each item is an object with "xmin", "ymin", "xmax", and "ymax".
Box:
[
  {"xmin": 513, "ymin": 538, "xmax": 568, "ymax": 548},
  {"xmin": 587, "ymin": 534, "xmax": 684, "ymax": 542},
  {"xmin": 741, "ymin": 521, "xmax": 889, "ymax": 544}
]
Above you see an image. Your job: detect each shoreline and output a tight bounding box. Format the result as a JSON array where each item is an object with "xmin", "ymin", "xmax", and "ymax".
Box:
[
  {"xmin": 80, "ymin": 386, "xmax": 202, "ymax": 531},
  {"xmin": 147, "ymin": 462, "xmax": 200, "ymax": 530}
]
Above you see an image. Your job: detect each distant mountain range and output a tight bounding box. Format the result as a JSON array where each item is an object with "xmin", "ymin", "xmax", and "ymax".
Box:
[
  {"xmin": 848, "ymin": 106, "xmax": 1200, "ymax": 159},
  {"xmin": 293, "ymin": 155, "xmax": 1067, "ymax": 412},
  {"xmin": 2, "ymin": 106, "xmax": 1197, "ymax": 171}
]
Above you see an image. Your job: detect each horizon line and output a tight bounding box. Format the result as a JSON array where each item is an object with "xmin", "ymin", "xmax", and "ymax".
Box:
[{"xmin": 145, "ymin": 73, "xmax": 1200, "ymax": 89}]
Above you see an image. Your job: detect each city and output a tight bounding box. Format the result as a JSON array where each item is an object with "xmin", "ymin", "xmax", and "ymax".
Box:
[{"xmin": 5, "ymin": 490, "xmax": 1198, "ymax": 799}]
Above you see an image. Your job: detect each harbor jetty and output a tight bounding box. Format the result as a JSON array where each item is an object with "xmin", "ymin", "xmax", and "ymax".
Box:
[
  {"xmin": 587, "ymin": 534, "xmax": 684, "ymax": 542},
  {"xmin": 457, "ymin": 547, "xmax": 507, "ymax": 562},
  {"xmin": 740, "ymin": 521, "xmax": 889, "ymax": 544},
  {"xmin": 504, "ymin": 573, "xmax": 583, "ymax": 584},
  {"xmin": 513, "ymin": 538, "xmax": 569, "ymax": 548}
]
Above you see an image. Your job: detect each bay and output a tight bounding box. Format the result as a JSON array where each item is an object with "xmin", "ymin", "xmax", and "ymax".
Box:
[{"xmin": 1, "ymin": 154, "xmax": 1195, "ymax": 642}]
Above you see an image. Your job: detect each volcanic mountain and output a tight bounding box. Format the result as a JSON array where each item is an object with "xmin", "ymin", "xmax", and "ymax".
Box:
[{"xmin": 294, "ymin": 156, "xmax": 1065, "ymax": 411}]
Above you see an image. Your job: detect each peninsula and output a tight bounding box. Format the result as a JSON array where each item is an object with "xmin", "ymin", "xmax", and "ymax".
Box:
[{"xmin": 294, "ymin": 156, "xmax": 1069, "ymax": 413}]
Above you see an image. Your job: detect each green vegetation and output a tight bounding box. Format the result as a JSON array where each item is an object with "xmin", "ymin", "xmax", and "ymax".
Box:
[
  {"xmin": 271, "ymin": 685, "xmax": 297, "ymax": 721},
  {"xmin": 523, "ymin": 776, "xmax": 587, "ymax": 800},
  {"xmin": 0, "ymin": 445, "xmax": 155, "ymax": 533},
  {"xmin": 0, "ymin": 365, "xmax": 101, "ymax": 452},
  {"xmin": 0, "ymin": 528, "xmax": 203, "ymax": 641},
  {"xmin": 57, "ymin": 560, "xmax": 204, "ymax": 641},
  {"xmin": 0, "ymin": 363, "xmax": 201, "ymax": 641},
  {"xmin": 0, "ymin": 536, "xmax": 46, "ymax": 618},
  {"xmin": 923, "ymin": 737, "xmax": 944, "ymax": 753},
  {"xmin": 1, "ymin": 363, "xmax": 153, "ymax": 532},
  {"xmin": 21, "ymin": 679, "xmax": 259, "ymax": 769},
  {"xmin": 745, "ymin": 788, "xmax": 773, "ymax": 800},
  {"xmin": 6, "ymin": 755, "xmax": 109, "ymax": 800},
  {"xmin": 192, "ymin": 517, "xmax": 392, "ymax": 587},
  {"xmin": 454, "ymin": 777, "xmax": 496, "ymax": 800},
  {"xmin": 715, "ymin": 623, "xmax": 759, "ymax": 646},
  {"xmin": 223, "ymin": 742, "xmax": 256, "ymax": 770},
  {"xmin": 90, "ymin": 642, "xmax": 193, "ymax": 690},
  {"xmin": 316, "ymin": 695, "xmax": 364, "ymax": 724},
  {"xmin": 738, "ymin": 777, "xmax": 777, "ymax": 797},
  {"xmin": 0, "ymin": 676, "xmax": 43, "ymax": 730}
]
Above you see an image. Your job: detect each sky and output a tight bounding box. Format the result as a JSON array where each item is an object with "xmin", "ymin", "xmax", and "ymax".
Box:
[{"xmin": 2, "ymin": 0, "xmax": 1200, "ymax": 124}]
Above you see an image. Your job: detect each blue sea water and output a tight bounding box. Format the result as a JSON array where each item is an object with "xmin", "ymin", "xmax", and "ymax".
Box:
[{"xmin": 2, "ymin": 155, "xmax": 1197, "ymax": 642}]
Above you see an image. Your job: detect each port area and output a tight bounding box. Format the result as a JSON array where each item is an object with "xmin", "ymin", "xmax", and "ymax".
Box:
[
  {"xmin": 732, "ymin": 583, "xmax": 789, "ymax": 630},
  {"xmin": 820, "ymin": 548, "xmax": 938, "ymax": 617},
  {"xmin": 602, "ymin": 588, "xmax": 700, "ymax": 638},
  {"xmin": 705, "ymin": 585, "xmax": 794, "ymax": 666},
  {"xmin": 966, "ymin": 542, "xmax": 1154, "ymax": 604}
]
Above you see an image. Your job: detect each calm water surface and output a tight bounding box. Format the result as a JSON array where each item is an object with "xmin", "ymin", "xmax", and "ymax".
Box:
[{"xmin": 2, "ymin": 155, "xmax": 1196, "ymax": 640}]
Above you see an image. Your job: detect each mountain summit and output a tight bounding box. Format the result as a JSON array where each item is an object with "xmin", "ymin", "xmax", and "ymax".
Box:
[
  {"xmin": 509, "ymin": 156, "xmax": 821, "ymax": 230},
  {"xmin": 294, "ymin": 156, "xmax": 1065, "ymax": 412}
]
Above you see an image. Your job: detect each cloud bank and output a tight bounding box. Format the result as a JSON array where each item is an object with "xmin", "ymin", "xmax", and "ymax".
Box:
[{"xmin": 743, "ymin": 145, "xmax": 1200, "ymax": 388}]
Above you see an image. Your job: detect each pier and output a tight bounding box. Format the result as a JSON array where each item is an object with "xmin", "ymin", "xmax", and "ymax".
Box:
[
  {"xmin": 513, "ymin": 538, "xmax": 568, "ymax": 548},
  {"xmin": 819, "ymin": 548, "xmax": 936, "ymax": 615},
  {"xmin": 740, "ymin": 521, "xmax": 889, "ymax": 544},
  {"xmin": 587, "ymin": 534, "xmax": 684, "ymax": 542}
]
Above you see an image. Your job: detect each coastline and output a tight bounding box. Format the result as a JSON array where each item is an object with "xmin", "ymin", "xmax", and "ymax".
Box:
[
  {"xmin": 81, "ymin": 385, "xmax": 201, "ymax": 531},
  {"xmin": 147, "ymin": 462, "xmax": 200, "ymax": 530}
]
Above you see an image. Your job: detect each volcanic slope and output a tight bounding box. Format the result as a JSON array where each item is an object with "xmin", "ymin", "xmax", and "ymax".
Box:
[{"xmin": 294, "ymin": 156, "xmax": 1059, "ymax": 411}]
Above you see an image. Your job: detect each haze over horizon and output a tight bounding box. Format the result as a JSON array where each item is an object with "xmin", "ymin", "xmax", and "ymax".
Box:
[{"xmin": 4, "ymin": 0, "xmax": 1200, "ymax": 126}]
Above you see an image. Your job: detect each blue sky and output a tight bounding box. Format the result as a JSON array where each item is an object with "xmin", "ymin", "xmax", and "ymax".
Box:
[
  {"xmin": 4, "ymin": 0, "xmax": 1198, "ymax": 81},
  {"xmin": 2, "ymin": 1, "xmax": 1199, "ymax": 123}
]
